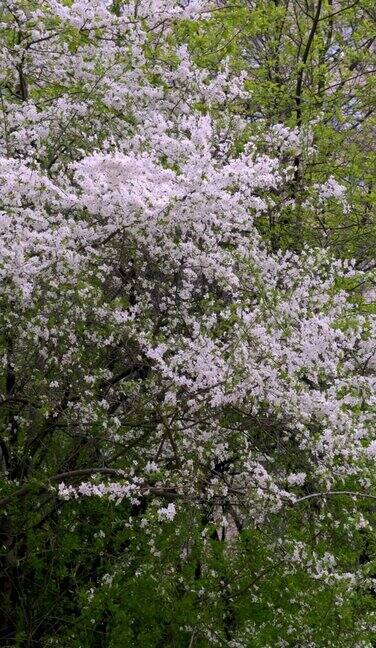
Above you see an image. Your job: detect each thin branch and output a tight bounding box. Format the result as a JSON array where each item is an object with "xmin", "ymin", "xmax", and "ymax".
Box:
[
  {"xmin": 0, "ymin": 468, "xmax": 182, "ymax": 509},
  {"xmin": 290, "ymin": 490, "xmax": 376, "ymax": 505}
]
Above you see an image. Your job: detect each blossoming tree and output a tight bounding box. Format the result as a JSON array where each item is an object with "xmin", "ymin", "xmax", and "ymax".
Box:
[{"xmin": 0, "ymin": 1, "xmax": 375, "ymax": 646}]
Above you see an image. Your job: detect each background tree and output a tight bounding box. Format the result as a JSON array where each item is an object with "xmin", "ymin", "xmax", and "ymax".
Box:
[{"xmin": 179, "ymin": 0, "xmax": 376, "ymax": 257}]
